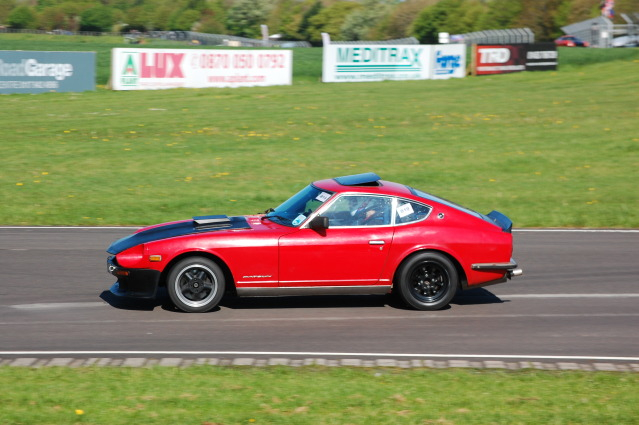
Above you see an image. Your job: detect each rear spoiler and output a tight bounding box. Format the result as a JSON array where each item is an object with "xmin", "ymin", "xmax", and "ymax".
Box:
[{"xmin": 486, "ymin": 210, "xmax": 513, "ymax": 233}]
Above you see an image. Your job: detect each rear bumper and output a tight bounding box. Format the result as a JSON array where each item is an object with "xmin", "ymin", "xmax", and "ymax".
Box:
[
  {"xmin": 461, "ymin": 258, "xmax": 523, "ymax": 290},
  {"xmin": 107, "ymin": 256, "xmax": 160, "ymax": 298},
  {"xmin": 472, "ymin": 259, "xmax": 523, "ymax": 279}
]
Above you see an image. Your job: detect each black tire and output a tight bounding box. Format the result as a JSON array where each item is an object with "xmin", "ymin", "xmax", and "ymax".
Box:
[
  {"xmin": 167, "ymin": 257, "xmax": 225, "ymax": 313},
  {"xmin": 396, "ymin": 252, "xmax": 459, "ymax": 311}
]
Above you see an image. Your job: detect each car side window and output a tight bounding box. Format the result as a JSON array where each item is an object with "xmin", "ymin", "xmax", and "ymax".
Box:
[
  {"xmin": 395, "ymin": 200, "xmax": 431, "ymax": 224},
  {"xmin": 322, "ymin": 195, "xmax": 392, "ymax": 227}
]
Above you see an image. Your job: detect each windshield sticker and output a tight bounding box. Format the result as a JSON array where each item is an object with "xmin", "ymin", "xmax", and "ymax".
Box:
[
  {"xmin": 316, "ymin": 192, "xmax": 331, "ymax": 202},
  {"xmin": 292, "ymin": 214, "xmax": 306, "ymax": 226},
  {"xmin": 397, "ymin": 203, "xmax": 414, "ymax": 218}
]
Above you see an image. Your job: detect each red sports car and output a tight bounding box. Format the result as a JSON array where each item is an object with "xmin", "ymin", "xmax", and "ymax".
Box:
[
  {"xmin": 107, "ymin": 173, "xmax": 522, "ymax": 312},
  {"xmin": 554, "ymin": 35, "xmax": 589, "ymax": 47}
]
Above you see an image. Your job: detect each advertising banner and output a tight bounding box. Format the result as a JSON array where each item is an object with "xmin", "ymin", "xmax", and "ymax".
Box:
[
  {"xmin": 322, "ymin": 45, "xmax": 432, "ymax": 83},
  {"xmin": 525, "ymin": 43, "xmax": 558, "ymax": 71},
  {"xmin": 431, "ymin": 44, "xmax": 466, "ymax": 79},
  {"xmin": 473, "ymin": 44, "xmax": 526, "ymax": 75},
  {"xmin": 0, "ymin": 51, "xmax": 95, "ymax": 94},
  {"xmin": 111, "ymin": 48, "xmax": 292, "ymax": 90}
]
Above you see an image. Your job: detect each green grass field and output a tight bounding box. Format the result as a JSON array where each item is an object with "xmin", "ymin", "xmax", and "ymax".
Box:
[
  {"xmin": 1, "ymin": 35, "xmax": 638, "ymax": 227},
  {"xmin": 1, "ymin": 366, "xmax": 638, "ymax": 425}
]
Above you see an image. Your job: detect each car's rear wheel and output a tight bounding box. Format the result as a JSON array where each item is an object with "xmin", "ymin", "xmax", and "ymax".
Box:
[
  {"xmin": 167, "ymin": 257, "xmax": 225, "ymax": 313},
  {"xmin": 396, "ymin": 252, "xmax": 458, "ymax": 311}
]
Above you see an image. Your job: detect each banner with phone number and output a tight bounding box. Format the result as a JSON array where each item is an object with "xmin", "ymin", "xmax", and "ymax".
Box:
[{"xmin": 111, "ymin": 48, "xmax": 292, "ymax": 90}]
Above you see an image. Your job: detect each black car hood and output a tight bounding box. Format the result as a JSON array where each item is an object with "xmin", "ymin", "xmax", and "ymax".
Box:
[{"xmin": 107, "ymin": 215, "xmax": 251, "ymax": 255}]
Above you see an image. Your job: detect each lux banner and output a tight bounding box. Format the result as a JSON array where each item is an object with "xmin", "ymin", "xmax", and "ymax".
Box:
[
  {"xmin": 0, "ymin": 51, "xmax": 95, "ymax": 94},
  {"xmin": 111, "ymin": 48, "xmax": 292, "ymax": 90}
]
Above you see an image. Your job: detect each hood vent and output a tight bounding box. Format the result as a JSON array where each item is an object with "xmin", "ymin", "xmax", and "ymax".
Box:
[{"xmin": 194, "ymin": 215, "xmax": 232, "ymax": 229}]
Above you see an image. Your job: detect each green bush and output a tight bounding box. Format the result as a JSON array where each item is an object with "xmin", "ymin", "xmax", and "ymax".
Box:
[
  {"xmin": 7, "ymin": 5, "xmax": 36, "ymax": 29},
  {"xmin": 80, "ymin": 5, "xmax": 114, "ymax": 32}
]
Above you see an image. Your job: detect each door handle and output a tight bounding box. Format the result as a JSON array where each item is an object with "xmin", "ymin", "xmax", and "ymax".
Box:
[{"xmin": 369, "ymin": 240, "xmax": 385, "ymax": 245}]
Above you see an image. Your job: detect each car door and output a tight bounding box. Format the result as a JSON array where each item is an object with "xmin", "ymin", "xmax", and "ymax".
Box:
[{"xmin": 278, "ymin": 195, "xmax": 394, "ymax": 287}]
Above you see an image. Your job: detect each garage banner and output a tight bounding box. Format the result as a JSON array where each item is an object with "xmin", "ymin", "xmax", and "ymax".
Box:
[
  {"xmin": 0, "ymin": 51, "xmax": 95, "ymax": 94},
  {"xmin": 111, "ymin": 48, "xmax": 292, "ymax": 90}
]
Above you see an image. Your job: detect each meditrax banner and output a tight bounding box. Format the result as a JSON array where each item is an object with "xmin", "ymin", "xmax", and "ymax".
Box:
[
  {"xmin": 111, "ymin": 48, "xmax": 292, "ymax": 90},
  {"xmin": 322, "ymin": 44, "xmax": 465, "ymax": 83},
  {"xmin": 0, "ymin": 51, "xmax": 95, "ymax": 94},
  {"xmin": 323, "ymin": 45, "xmax": 431, "ymax": 83}
]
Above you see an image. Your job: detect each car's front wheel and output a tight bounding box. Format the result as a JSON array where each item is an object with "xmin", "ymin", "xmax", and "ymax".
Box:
[
  {"xmin": 167, "ymin": 257, "xmax": 225, "ymax": 313},
  {"xmin": 396, "ymin": 252, "xmax": 458, "ymax": 311}
]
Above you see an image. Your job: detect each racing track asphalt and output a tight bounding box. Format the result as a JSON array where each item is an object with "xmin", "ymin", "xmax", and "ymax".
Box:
[{"xmin": 0, "ymin": 227, "xmax": 637, "ymax": 369}]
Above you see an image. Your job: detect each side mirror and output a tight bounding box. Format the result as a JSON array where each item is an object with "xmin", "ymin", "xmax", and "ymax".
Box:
[{"xmin": 309, "ymin": 216, "xmax": 329, "ymax": 231}]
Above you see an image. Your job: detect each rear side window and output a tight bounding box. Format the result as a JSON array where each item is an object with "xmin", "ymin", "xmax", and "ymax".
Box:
[
  {"xmin": 395, "ymin": 200, "xmax": 431, "ymax": 224},
  {"xmin": 410, "ymin": 187, "xmax": 484, "ymax": 220}
]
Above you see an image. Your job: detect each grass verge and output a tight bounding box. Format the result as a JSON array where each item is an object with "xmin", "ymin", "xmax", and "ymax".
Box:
[
  {"xmin": 1, "ymin": 366, "xmax": 638, "ymax": 425},
  {"xmin": 1, "ymin": 36, "xmax": 638, "ymax": 227}
]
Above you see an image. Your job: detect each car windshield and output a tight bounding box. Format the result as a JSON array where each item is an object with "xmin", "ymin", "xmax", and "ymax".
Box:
[{"xmin": 265, "ymin": 184, "xmax": 334, "ymax": 227}]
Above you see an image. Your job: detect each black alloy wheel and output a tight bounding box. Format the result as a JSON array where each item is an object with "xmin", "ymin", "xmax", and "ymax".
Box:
[
  {"xmin": 167, "ymin": 257, "xmax": 225, "ymax": 313},
  {"xmin": 397, "ymin": 252, "xmax": 458, "ymax": 311}
]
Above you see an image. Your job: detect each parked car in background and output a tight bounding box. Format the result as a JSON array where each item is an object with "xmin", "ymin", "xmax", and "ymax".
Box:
[
  {"xmin": 555, "ymin": 35, "xmax": 589, "ymax": 47},
  {"xmin": 107, "ymin": 173, "xmax": 522, "ymax": 313},
  {"xmin": 613, "ymin": 35, "xmax": 639, "ymax": 47}
]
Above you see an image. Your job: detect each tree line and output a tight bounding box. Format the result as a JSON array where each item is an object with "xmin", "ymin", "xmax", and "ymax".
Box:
[{"xmin": 2, "ymin": 0, "xmax": 638, "ymax": 43}]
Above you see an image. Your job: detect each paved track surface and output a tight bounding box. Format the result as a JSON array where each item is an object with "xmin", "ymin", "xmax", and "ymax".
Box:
[{"xmin": 0, "ymin": 228, "xmax": 637, "ymax": 367}]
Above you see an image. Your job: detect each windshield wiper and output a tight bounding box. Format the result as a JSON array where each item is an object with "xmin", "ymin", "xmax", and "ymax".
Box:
[{"xmin": 260, "ymin": 213, "xmax": 289, "ymax": 223}]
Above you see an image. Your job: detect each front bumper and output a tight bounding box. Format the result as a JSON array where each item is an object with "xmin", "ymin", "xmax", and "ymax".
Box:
[{"xmin": 107, "ymin": 256, "xmax": 161, "ymax": 298}]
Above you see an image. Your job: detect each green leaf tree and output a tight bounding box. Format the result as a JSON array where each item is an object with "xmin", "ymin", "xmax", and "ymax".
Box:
[
  {"xmin": 443, "ymin": 0, "xmax": 487, "ymax": 35},
  {"xmin": 298, "ymin": 0, "xmax": 322, "ymax": 40},
  {"xmin": 564, "ymin": 0, "xmax": 600, "ymax": 23},
  {"xmin": 411, "ymin": 0, "xmax": 463, "ymax": 43},
  {"xmin": 150, "ymin": 5, "xmax": 173, "ymax": 30},
  {"xmin": 377, "ymin": 0, "xmax": 437, "ymax": 40},
  {"xmin": 306, "ymin": 1, "xmax": 362, "ymax": 43},
  {"xmin": 7, "ymin": 5, "xmax": 37, "ymax": 29},
  {"xmin": 0, "ymin": 0, "xmax": 17, "ymax": 24},
  {"xmin": 477, "ymin": 0, "xmax": 523, "ymax": 30},
  {"xmin": 37, "ymin": 6, "xmax": 67, "ymax": 30},
  {"xmin": 517, "ymin": 0, "xmax": 563, "ymax": 41},
  {"xmin": 226, "ymin": 0, "xmax": 272, "ymax": 38},
  {"xmin": 340, "ymin": 0, "xmax": 392, "ymax": 41},
  {"xmin": 80, "ymin": 4, "xmax": 114, "ymax": 32},
  {"xmin": 197, "ymin": 6, "xmax": 227, "ymax": 34},
  {"xmin": 169, "ymin": 8, "xmax": 201, "ymax": 31}
]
